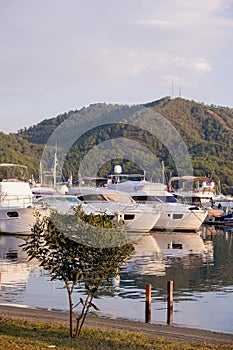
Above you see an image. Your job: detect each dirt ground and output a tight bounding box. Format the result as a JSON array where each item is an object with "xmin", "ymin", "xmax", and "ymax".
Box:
[{"xmin": 0, "ymin": 304, "xmax": 233, "ymax": 345}]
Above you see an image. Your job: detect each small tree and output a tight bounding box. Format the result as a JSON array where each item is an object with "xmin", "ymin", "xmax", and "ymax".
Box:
[{"xmin": 22, "ymin": 206, "xmax": 134, "ymax": 338}]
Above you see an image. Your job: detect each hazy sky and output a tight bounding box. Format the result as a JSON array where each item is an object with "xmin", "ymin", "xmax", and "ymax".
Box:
[{"xmin": 1, "ymin": 0, "xmax": 233, "ymax": 133}]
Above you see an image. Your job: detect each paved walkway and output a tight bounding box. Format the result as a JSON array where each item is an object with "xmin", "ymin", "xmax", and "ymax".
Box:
[{"xmin": 1, "ymin": 304, "xmax": 233, "ymax": 345}]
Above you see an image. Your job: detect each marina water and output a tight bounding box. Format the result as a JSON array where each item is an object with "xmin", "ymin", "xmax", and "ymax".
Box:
[{"xmin": 0, "ymin": 225, "xmax": 233, "ymax": 334}]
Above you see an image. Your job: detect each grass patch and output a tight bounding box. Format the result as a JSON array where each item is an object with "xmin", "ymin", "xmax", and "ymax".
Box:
[{"xmin": 0, "ymin": 316, "xmax": 232, "ymax": 350}]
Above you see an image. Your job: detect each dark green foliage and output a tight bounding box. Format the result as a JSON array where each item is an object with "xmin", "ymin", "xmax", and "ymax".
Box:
[
  {"xmin": 17, "ymin": 111, "xmax": 77, "ymax": 144},
  {"xmin": 0, "ymin": 132, "xmax": 43, "ymax": 179},
  {"xmin": 144, "ymin": 97, "xmax": 233, "ymax": 189},
  {"xmin": 22, "ymin": 207, "xmax": 134, "ymax": 337}
]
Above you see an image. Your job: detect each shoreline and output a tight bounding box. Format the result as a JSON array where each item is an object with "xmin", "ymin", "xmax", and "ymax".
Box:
[{"xmin": 0, "ymin": 304, "xmax": 233, "ymax": 345}]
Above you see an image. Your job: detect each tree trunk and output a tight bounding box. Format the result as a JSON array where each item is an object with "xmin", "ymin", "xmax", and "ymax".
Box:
[
  {"xmin": 66, "ymin": 283, "xmax": 73, "ymax": 338},
  {"xmin": 69, "ymin": 293, "xmax": 73, "ymax": 338}
]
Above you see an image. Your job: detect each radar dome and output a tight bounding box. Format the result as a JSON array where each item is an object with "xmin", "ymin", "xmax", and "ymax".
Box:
[{"xmin": 114, "ymin": 165, "xmax": 122, "ymax": 174}]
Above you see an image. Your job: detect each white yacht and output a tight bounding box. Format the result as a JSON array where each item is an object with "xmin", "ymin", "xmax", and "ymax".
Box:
[
  {"xmin": 0, "ymin": 164, "xmax": 34, "ymax": 234},
  {"xmin": 169, "ymin": 175, "xmax": 216, "ymax": 206},
  {"xmin": 34, "ymin": 194, "xmax": 81, "ymax": 214},
  {"xmin": 108, "ymin": 179, "xmax": 208, "ymax": 231},
  {"xmin": 68, "ymin": 186, "xmax": 161, "ymax": 234},
  {"xmin": 31, "ymin": 185, "xmax": 59, "ymax": 200},
  {"xmin": 168, "ymin": 175, "xmax": 231, "ymax": 218}
]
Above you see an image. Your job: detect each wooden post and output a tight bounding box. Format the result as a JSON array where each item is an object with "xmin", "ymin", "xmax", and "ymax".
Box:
[
  {"xmin": 145, "ymin": 284, "xmax": 151, "ymax": 323},
  {"xmin": 167, "ymin": 280, "xmax": 173, "ymax": 325}
]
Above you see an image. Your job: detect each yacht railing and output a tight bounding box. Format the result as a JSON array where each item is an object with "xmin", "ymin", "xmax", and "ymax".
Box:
[{"xmin": 0, "ymin": 195, "xmax": 33, "ymax": 209}]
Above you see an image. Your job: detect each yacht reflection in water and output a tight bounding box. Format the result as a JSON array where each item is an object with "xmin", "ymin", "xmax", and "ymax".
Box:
[
  {"xmin": 125, "ymin": 230, "xmax": 214, "ymax": 276},
  {"xmin": 0, "ymin": 235, "xmax": 39, "ymax": 296},
  {"xmin": 0, "ymin": 231, "xmax": 214, "ymax": 292}
]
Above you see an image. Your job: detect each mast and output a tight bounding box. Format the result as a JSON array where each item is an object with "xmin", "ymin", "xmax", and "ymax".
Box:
[
  {"xmin": 39, "ymin": 161, "xmax": 43, "ymax": 184},
  {"xmin": 53, "ymin": 150, "xmax": 57, "ymax": 187},
  {"xmin": 162, "ymin": 161, "xmax": 165, "ymax": 184}
]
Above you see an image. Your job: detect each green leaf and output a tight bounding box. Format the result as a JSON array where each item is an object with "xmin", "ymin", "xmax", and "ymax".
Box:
[{"xmin": 90, "ymin": 303, "xmax": 100, "ymax": 311}]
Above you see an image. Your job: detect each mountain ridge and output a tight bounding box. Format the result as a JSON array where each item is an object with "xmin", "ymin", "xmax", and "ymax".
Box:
[{"xmin": 1, "ymin": 97, "xmax": 232, "ymax": 193}]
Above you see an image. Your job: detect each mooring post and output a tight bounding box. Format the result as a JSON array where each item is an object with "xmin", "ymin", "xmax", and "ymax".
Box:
[
  {"xmin": 167, "ymin": 280, "xmax": 173, "ymax": 325},
  {"xmin": 145, "ymin": 284, "xmax": 151, "ymax": 323}
]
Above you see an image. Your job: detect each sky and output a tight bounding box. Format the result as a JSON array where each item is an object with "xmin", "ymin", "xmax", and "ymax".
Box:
[{"xmin": 1, "ymin": 0, "xmax": 233, "ymax": 134}]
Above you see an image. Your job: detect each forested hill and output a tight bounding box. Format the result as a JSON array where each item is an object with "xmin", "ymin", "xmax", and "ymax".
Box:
[
  {"xmin": 144, "ymin": 97, "xmax": 233, "ymax": 187},
  {"xmin": 17, "ymin": 110, "xmax": 77, "ymax": 144},
  {"xmin": 1, "ymin": 97, "xmax": 233, "ymax": 193},
  {"xmin": 0, "ymin": 132, "xmax": 43, "ymax": 179}
]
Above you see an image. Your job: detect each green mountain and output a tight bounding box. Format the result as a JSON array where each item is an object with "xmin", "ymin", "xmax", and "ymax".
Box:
[
  {"xmin": 0, "ymin": 132, "xmax": 43, "ymax": 180},
  {"xmin": 1, "ymin": 97, "xmax": 233, "ymax": 194},
  {"xmin": 145, "ymin": 97, "xmax": 233, "ymax": 192}
]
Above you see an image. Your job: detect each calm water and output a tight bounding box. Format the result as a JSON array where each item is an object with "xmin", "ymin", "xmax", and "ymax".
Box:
[{"xmin": 0, "ymin": 225, "xmax": 233, "ymax": 334}]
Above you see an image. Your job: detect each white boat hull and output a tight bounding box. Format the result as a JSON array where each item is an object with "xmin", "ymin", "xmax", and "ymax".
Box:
[
  {"xmin": 0, "ymin": 169, "xmax": 34, "ymax": 234},
  {"xmin": 0, "ymin": 207, "xmax": 34, "ymax": 234},
  {"xmin": 154, "ymin": 204, "xmax": 208, "ymax": 231},
  {"xmin": 84, "ymin": 202, "xmax": 161, "ymax": 233}
]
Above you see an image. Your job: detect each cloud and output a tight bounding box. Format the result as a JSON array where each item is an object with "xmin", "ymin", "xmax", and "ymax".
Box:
[
  {"xmin": 194, "ymin": 59, "xmax": 212, "ymax": 73},
  {"xmin": 0, "ymin": 0, "xmax": 233, "ymax": 132}
]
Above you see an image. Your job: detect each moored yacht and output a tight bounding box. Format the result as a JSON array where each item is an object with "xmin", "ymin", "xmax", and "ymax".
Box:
[
  {"xmin": 107, "ymin": 178, "xmax": 208, "ymax": 231},
  {"xmin": 169, "ymin": 175, "xmax": 216, "ymax": 206},
  {"xmin": 108, "ymin": 166, "xmax": 208, "ymax": 231},
  {"xmin": 0, "ymin": 164, "xmax": 34, "ymax": 234},
  {"xmin": 168, "ymin": 175, "xmax": 231, "ymax": 219},
  {"xmin": 68, "ymin": 186, "xmax": 162, "ymax": 234}
]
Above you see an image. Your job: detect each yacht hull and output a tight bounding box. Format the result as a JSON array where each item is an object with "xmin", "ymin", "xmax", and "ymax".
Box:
[
  {"xmin": 154, "ymin": 205, "xmax": 208, "ymax": 231},
  {"xmin": 0, "ymin": 207, "xmax": 34, "ymax": 234},
  {"xmin": 84, "ymin": 202, "xmax": 161, "ymax": 233}
]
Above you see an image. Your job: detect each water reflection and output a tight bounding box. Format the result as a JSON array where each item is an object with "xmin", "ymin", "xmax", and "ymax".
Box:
[
  {"xmin": 124, "ymin": 231, "xmax": 214, "ymax": 278},
  {"xmin": 0, "ymin": 226, "xmax": 233, "ymax": 334},
  {"xmin": 0, "ymin": 235, "xmax": 40, "ymax": 304},
  {"xmin": 119, "ymin": 227, "xmax": 233, "ymax": 299}
]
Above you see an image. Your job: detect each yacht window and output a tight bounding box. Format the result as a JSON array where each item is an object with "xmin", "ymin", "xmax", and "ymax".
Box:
[
  {"xmin": 132, "ymin": 195, "xmax": 160, "ymax": 203},
  {"xmin": 7, "ymin": 211, "xmax": 19, "ymax": 218},
  {"xmin": 171, "ymin": 243, "xmax": 183, "ymax": 249},
  {"xmin": 174, "ymin": 195, "xmax": 193, "ymax": 205},
  {"xmin": 156, "ymin": 196, "xmax": 177, "ymax": 203},
  {"xmin": 77, "ymin": 194, "xmax": 107, "ymax": 202},
  {"xmin": 172, "ymin": 213, "xmax": 183, "ymax": 220},
  {"xmin": 132, "ymin": 195, "xmax": 167, "ymax": 203},
  {"xmin": 132, "ymin": 195, "xmax": 148, "ymax": 203},
  {"xmin": 123, "ymin": 214, "xmax": 135, "ymax": 221},
  {"xmin": 55, "ymin": 197, "xmax": 79, "ymax": 203},
  {"xmin": 6, "ymin": 250, "xmax": 18, "ymax": 259}
]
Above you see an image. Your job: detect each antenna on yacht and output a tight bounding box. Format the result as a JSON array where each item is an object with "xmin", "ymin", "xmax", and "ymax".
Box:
[{"xmin": 114, "ymin": 165, "xmax": 122, "ymax": 174}]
